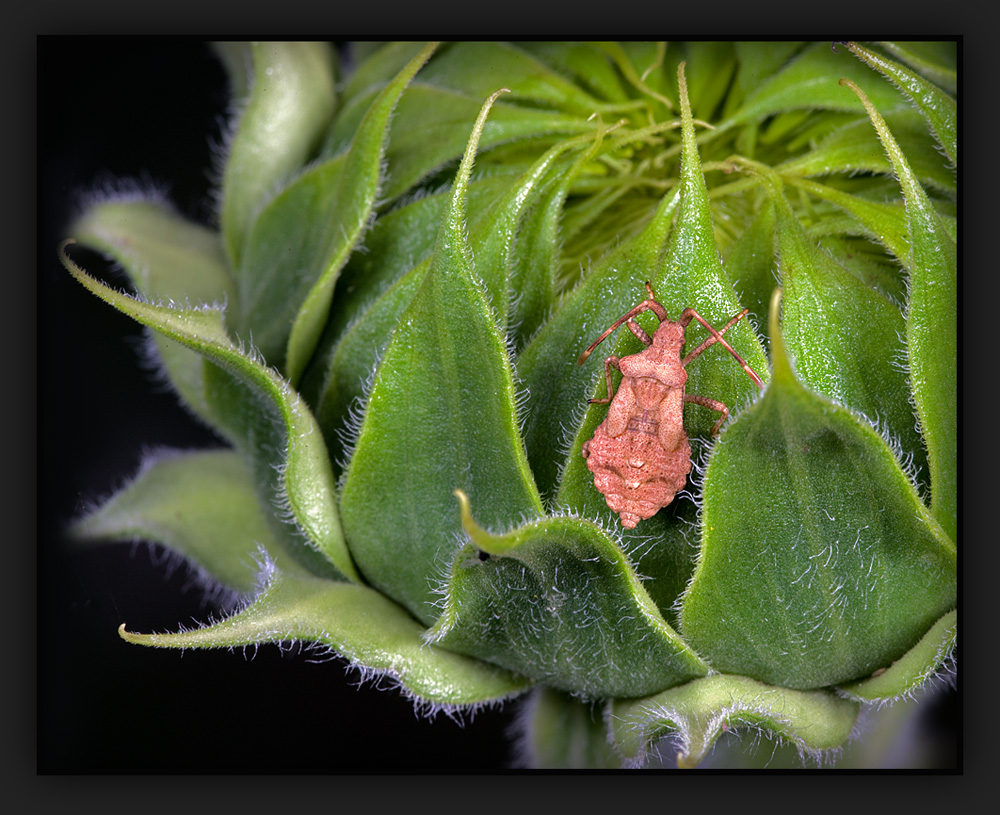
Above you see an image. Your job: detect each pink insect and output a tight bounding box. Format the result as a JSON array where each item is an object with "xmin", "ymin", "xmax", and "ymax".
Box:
[{"xmin": 578, "ymin": 282, "xmax": 763, "ymax": 528}]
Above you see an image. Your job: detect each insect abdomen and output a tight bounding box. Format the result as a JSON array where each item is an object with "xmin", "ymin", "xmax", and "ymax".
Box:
[{"xmin": 582, "ymin": 422, "xmax": 691, "ymax": 528}]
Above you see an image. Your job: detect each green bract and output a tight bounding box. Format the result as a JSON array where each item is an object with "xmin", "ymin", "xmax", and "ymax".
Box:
[{"xmin": 60, "ymin": 40, "xmax": 957, "ymax": 768}]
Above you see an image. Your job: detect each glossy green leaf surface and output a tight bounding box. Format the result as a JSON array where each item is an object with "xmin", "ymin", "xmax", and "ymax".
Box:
[
  {"xmin": 337, "ymin": 42, "xmax": 429, "ymax": 105},
  {"xmin": 778, "ymin": 108, "xmax": 955, "ymax": 194},
  {"xmin": 875, "ymin": 41, "xmax": 957, "ymax": 94},
  {"xmin": 515, "ymin": 42, "xmax": 631, "ymax": 104},
  {"xmin": 312, "ymin": 260, "xmax": 431, "ymax": 464},
  {"xmin": 325, "ymin": 83, "xmax": 594, "ymax": 204},
  {"xmin": 323, "ymin": 174, "xmax": 520, "ymax": 338},
  {"xmin": 719, "ymin": 199, "xmax": 778, "ymax": 331},
  {"xmin": 675, "ymin": 42, "xmax": 736, "ymax": 121},
  {"xmin": 233, "ymin": 153, "xmax": 347, "ymax": 370},
  {"xmin": 417, "ymin": 42, "xmax": 606, "ymax": 116},
  {"xmin": 730, "ymin": 42, "xmax": 805, "ymax": 100},
  {"xmin": 782, "ymin": 176, "xmax": 912, "ymax": 262},
  {"xmin": 727, "ymin": 42, "xmax": 906, "ymax": 128},
  {"xmin": 234, "ymin": 44, "xmax": 434, "ymax": 381},
  {"xmin": 302, "ymin": 174, "xmax": 520, "ymax": 444},
  {"xmin": 288, "ymin": 44, "xmax": 432, "ymax": 382}
]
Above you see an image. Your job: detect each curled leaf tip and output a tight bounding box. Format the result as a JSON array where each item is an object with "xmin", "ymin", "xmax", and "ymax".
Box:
[
  {"xmin": 770, "ymin": 285, "xmax": 783, "ymax": 313},
  {"xmin": 767, "ymin": 286, "xmax": 793, "ymax": 382},
  {"xmin": 58, "ymin": 238, "xmax": 107, "ymax": 293},
  {"xmin": 452, "ymin": 490, "xmax": 520, "ymax": 557},
  {"xmin": 453, "ymin": 488, "xmax": 474, "ymax": 527},
  {"xmin": 454, "ymin": 489, "xmax": 493, "ymax": 552},
  {"xmin": 118, "ymin": 622, "xmax": 157, "ymax": 646},
  {"xmin": 57, "ymin": 238, "xmax": 81, "ymax": 273}
]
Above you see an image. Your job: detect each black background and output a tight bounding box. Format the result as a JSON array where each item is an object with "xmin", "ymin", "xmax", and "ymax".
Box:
[{"xmin": 38, "ymin": 38, "xmax": 957, "ymax": 774}]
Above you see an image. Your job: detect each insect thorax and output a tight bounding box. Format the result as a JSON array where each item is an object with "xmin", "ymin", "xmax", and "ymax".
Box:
[{"xmin": 620, "ymin": 347, "xmax": 687, "ymax": 387}]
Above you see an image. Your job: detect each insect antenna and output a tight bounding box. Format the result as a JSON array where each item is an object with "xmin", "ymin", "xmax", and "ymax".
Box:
[{"xmin": 576, "ymin": 290, "xmax": 668, "ymax": 365}]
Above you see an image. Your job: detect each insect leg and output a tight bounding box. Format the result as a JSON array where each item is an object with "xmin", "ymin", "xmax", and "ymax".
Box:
[
  {"xmin": 625, "ymin": 317, "xmax": 654, "ymax": 345},
  {"xmin": 684, "ymin": 393, "xmax": 730, "ymax": 435},
  {"xmin": 680, "ymin": 308, "xmax": 764, "ymax": 387},
  {"xmin": 588, "ymin": 355, "xmax": 622, "ymax": 405}
]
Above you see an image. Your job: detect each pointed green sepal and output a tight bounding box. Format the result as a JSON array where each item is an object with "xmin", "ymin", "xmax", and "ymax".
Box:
[
  {"xmin": 339, "ymin": 90, "xmax": 545, "ymax": 623},
  {"xmin": 844, "ymin": 41, "xmax": 956, "ymax": 167},
  {"xmin": 118, "ymin": 567, "xmax": 530, "ymax": 708},
  {"xmin": 428, "ymin": 494, "xmax": 709, "ymax": 699},
  {"xmin": 840, "ymin": 77, "xmax": 957, "ymax": 543},
  {"xmin": 59, "ymin": 241, "xmax": 359, "ymax": 583},
  {"xmin": 69, "ymin": 198, "xmax": 234, "ymax": 427},
  {"xmin": 733, "ymin": 158, "xmax": 926, "ymax": 484},
  {"xmin": 234, "ymin": 43, "xmax": 437, "ymax": 380},
  {"xmin": 680, "ymin": 289, "xmax": 956, "ymax": 689}
]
